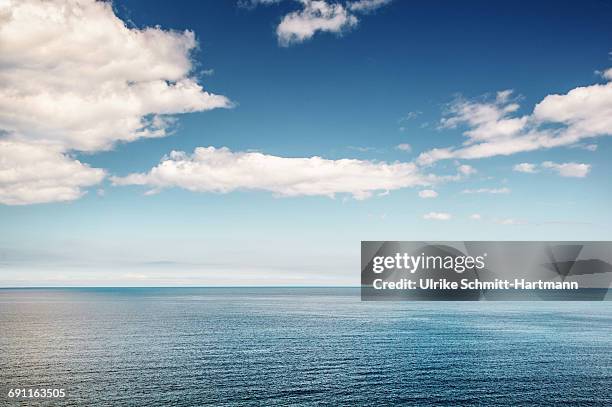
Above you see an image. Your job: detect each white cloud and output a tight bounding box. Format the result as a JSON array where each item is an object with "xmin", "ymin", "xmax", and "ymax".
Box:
[
  {"xmin": 513, "ymin": 161, "xmax": 591, "ymax": 178},
  {"xmin": 348, "ymin": 145, "xmax": 378, "ymax": 152},
  {"xmin": 602, "ymin": 68, "xmax": 612, "ymax": 81},
  {"xmin": 0, "ymin": 140, "xmax": 105, "ymax": 205},
  {"xmin": 348, "ymin": 0, "xmax": 392, "ymax": 13},
  {"xmin": 469, "ymin": 213, "xmax": 481, "ymax": 220},
  {"xmin": 0, "ymin": 0, "xmax": 231, "ymax": 152},
  {"xmin": 418, "ymin": 189, "xmax": 438, "ymax": 199},
  {"xmin": 418, "ymin": 71, "xmax": 612, "ymax": 164},
  {"xmin": 396, "ymin": 143, "xmax": 412, "ymax": 152},
  {"xmin": 533, "ymin": 80, "xmax": 612, "ymax": 140},
  {"xmin": 416, "ymin": 148, "xmax": 455, "ymax": 166},
  {"xmin": 0, "ymin": 0, "xmax": 231, "ymax": 205},
  {"xmin": 541, "ymin": 161, "xmax": 591, "ymax": 178},
  {"xmin": 273, "ymin": 0, "xmax": 392, "ymax": 46},
  {"xmin": 276, "ymin": 0, "xmax": 358, "ymax": 46},
  {"xmin": 495, "ymin": 218, "xmax": 527, "ymax": 225},
  {"xmin": 423, "ymin": 212, "xmax": 451, "ymax": 221},
  {"xmin": 513, "ymin": 163, "xmax": 538, "ymax": 173},
  {"xmin": 462, "ymin": 187, "xmax": 510, "ymax": 194},
  {"xmin": 457, "ymin": 164, "xmax": 476, "ymax": 175},
  {"xmin": 112, "ymin": 146, "xmax": 437, "ymax": 200}
]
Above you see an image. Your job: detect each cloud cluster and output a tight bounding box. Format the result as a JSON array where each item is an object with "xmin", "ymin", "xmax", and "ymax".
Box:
[
  {"xmin": 0, "ymin": 0, "xmax": 230, "ymax": 204},
  {"xmin": 276, "ymin": 0, "xmax": 391, "ymax": 46},
  {"xmin": 513, "ymin": 161, "xmax": 591, "ymax": 178},
  {"xmin": 418, "ymin": 72, "xmax": 612, "ymax": 165},
  {"xmin": 111, "ymin": 146, "xmax": 439, "ymax": 200}
]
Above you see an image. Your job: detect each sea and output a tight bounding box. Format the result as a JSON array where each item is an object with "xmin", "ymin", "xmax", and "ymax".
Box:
[{"xmin": 0, "ymin": 288, "xmax": 611, "ymax": 406}]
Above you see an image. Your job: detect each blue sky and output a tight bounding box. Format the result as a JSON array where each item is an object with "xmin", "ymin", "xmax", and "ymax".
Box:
[{"xmin": 1, "ymin": 0, "xmax": 612, "ymax": 286}]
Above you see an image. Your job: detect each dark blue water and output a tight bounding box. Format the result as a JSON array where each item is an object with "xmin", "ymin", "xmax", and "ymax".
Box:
[{"xmin": 1, "ymin": 288, "xmax": 611, "ymax": 406}]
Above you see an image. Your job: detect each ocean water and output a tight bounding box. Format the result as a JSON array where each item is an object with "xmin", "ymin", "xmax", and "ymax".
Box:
[{"xmin": 0, "ymin": 288, "xmax": 611, "ymax": 406}]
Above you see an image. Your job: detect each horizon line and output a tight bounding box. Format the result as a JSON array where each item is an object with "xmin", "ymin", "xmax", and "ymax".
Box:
[{"xmin": 0, "ymin": 285, "xmax": 361, "ymax": 289}]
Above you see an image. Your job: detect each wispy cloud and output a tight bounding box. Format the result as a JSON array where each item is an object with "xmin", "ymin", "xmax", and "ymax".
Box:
[
  {"xmin": 457, "ymin": 164, "xmax": 477, "ymax": 175},
  {"xmin": 348, "ymin": 145, "xmax": 379, "ymax": 152},
  {"xmin": 513, "ymin": 163, "xmax": 538, "ymax": 173},
  {"xmin": 598, "ymin": 67, "xmax": 612, "ymax": 81},
  {"xmin": 514, "ymin": 161, "xmax": 591, "ymax": 178},
  {"xmin": 495, "ymin": 218, "xmax": 528, "ymax": 225},
  {"xmin": 395, "ymin": 143, "xmax": 412, "ymax": 152},
  {"xmin": 398, "ymin": 111, "xmax": 422, "ymax": 123},
  {"xmin": 418, "ymin": 189, "xmax": 438, "ymax": 199},
  {"xmin": 570, "ymin": 143, "xmax": 598, "ymax": 151},
  {"xmin": 423, "ymin": 212, "xmax": 451, "ymax": 220},
  {"xmin": 417, "ymin": 71, "xmax": 612, "ymax": 165},
  {"xmin": 238, "ymin": 0, "xmax": 284, "ymax": 8},
  {"xmin": 348, "ymin": 0, "xmax": 393, "ymax": 13},
  {"xmin": 462, "ymin": 187, "xmax": 510, "ymax": 194}
]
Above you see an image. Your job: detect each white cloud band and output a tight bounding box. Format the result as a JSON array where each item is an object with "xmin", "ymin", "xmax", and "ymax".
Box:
[{"xmin": 111, "ymin": 146, "xmax": 437, "ymax": 200}]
